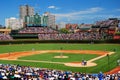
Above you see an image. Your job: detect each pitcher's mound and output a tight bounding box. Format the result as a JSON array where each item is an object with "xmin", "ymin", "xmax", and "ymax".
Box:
[{"xmin": 54, "ymin": 56, "xmax": 68, "ymax": 58}]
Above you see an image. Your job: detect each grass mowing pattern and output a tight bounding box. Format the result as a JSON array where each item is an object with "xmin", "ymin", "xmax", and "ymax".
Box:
[
  {"xmin": 0, "ymin": 44, "xmax": 120, "ymax": 73},
  {"xmin": 0, "ymin": 44, "xmax": 119, "ymax": 53},
  {"xmin": 18, "ymin": 53, "xmax": 98, "ymax": 62}
]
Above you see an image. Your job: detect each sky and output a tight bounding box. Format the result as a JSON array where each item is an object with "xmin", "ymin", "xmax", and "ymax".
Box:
[{"xmin": 0, "ymin": 0, "xmax": 120, "ymax": 26}]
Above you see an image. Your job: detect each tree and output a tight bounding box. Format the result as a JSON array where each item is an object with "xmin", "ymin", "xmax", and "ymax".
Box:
[
  {"xmin": 59, "ymin": 28, "xmax": 69, "ymax": 34},
  {"xmin": 7, "ymin": 26, "xmax": 11, "ymax": 29}
]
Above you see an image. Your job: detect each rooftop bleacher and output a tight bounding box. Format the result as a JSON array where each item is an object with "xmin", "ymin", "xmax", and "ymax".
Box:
[{"xmin": 95, "ymin": 19, "xmax": 117, "ymax": 28}]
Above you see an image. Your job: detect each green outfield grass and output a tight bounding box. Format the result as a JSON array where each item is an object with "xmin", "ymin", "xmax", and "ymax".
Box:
[
  {"xmin": 0, "ymin": 43, "xmax": 120, "ymax": 73},
  {"xmin": 18, "ymin": 53, "xmax": 98, "ymax": 62}
]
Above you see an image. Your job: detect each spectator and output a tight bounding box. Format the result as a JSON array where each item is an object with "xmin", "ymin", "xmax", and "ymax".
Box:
[
  {"xmin": 0, "ymin": 33, "xmax": 13, "ymax": 41},
  {"xmin": 0, "ymin": 63, "xmax": 119, "ymax": 80}
]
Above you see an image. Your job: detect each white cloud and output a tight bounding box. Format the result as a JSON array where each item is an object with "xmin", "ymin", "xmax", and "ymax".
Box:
[
  {"xmin": 54, "ymin": 7, "xmax": 103, "ymax": 18},
  {"xmin": 52, "ymin": 7, "xmax": 120, "ymax": 23},
  {"xmin": 53, "ymin": 7, "xmax": 103, "ymax": 23},
  {"xmin": 48, "ymin": 5, "xmax": 60, "ymax": 10},
  {"xmin": 48, "ymin": 6, "xmax": 55, "ymax": 9},
  {"xmin": 55, "ymin": 14, "xmax": 120, "ymax": 24}
]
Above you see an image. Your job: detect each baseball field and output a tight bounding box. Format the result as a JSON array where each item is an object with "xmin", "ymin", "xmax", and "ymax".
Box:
[{"xmin": 0, "ymin": 43, "xmax": 120, "ymax": 73}]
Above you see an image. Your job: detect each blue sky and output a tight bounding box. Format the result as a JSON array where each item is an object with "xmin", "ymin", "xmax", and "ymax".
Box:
[{"xmin": 0, "ymin": 0, "xmax": 120, "ymax": 26}]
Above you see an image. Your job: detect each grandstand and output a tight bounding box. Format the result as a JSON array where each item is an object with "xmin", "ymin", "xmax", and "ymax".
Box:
[
  {"xmin": 0, "ymin": 18, "xmax": 120, "ymax": 80},
  {"xmin": 0, "ymin": 63, "xmax": 120, "ymax": 80},
  {"xmin": 0, "ymin": 18, "xmax": 119, "ymax": 41},
  {"xmin": 0, "ymin": 33, "xmax": 13, "ymax": 40},
  {"xmin": 38, "ymin": 32, "xmax": 102, "ymax": 40},
  {"xmin": 10, "ymin": 26, "xmax": 58, "ymax": 39}
]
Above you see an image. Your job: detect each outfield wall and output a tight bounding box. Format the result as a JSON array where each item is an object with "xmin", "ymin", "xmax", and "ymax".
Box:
[{"xmin": 0, "ymin": 39, "xmax": 120, "ymax": 45}]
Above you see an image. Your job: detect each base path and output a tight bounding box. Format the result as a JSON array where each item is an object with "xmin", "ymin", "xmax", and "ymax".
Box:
[
  {"xmin": 64, "ymin": 52, "xmax": 114, "ymax": 67},
  {"xmin": 0, "ymin": 50, "xmax": 115, "ymax": 67}
]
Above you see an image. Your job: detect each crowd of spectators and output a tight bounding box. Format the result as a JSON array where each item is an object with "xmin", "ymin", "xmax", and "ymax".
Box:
[
  {"xmin": 19, "ymin": 27, "xmax": 58, "ymax": 34},
  {"xmin": 0, "ymin": 64, "xmax": 120, "ymax": 80},
  {"xmin": 0, "ymin": 27, "xmax": 106, "ymax": 41},
  {"xmin": 0, "ymin": 33, "xmax": 13, "ymax": 41},
  {"xmin": 0, "ymin": 27, "xmax": 107, "ymax": 41},
  {"xmin": 38, "ymin": 32, "xmax": 102, "ymax": 40},
  {"xmin": 95, "ymin": 20, "xmax": 115, "ymax": 27}
]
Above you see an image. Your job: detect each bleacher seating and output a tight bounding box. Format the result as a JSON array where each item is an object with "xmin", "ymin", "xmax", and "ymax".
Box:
[{"xmin": 38, "ymin": 32, "xmax": 102, "ymax": 40}]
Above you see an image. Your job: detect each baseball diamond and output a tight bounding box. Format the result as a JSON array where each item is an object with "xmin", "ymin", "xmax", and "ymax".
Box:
[{"xmin": 0, "ymin": 44, "xmax": 120, "ymax": 73}]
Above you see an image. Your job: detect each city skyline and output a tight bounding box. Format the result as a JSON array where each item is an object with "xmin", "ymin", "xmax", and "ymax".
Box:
[{"xmin": 0, "ymin": 0, "xmax": 120, "ymax": 26}]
